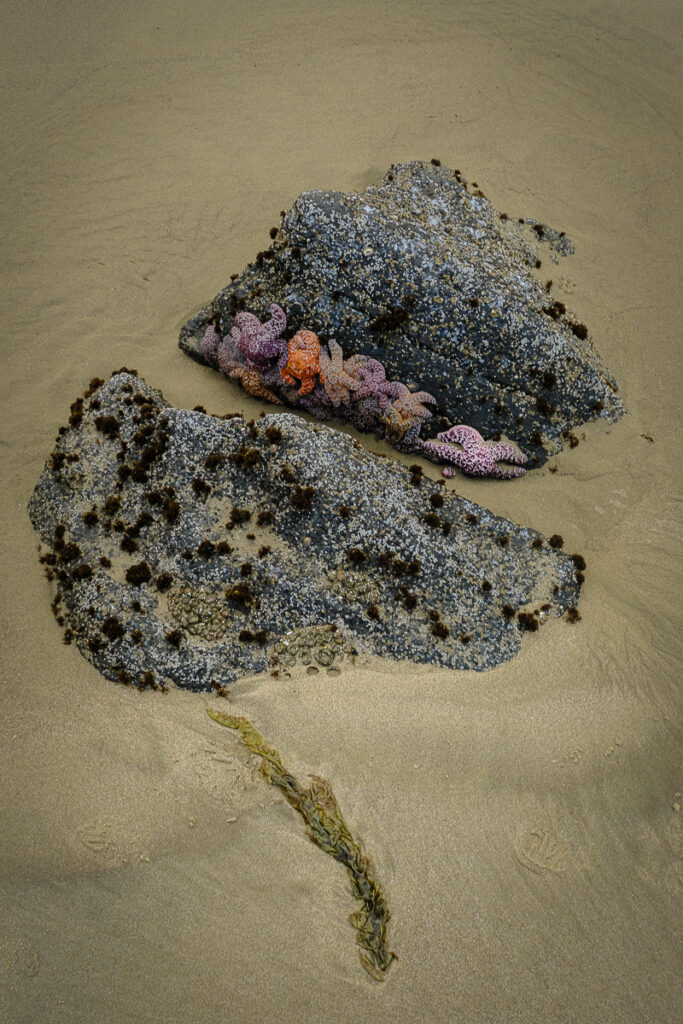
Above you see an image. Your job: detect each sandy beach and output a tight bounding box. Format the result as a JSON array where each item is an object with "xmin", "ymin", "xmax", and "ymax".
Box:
[{"xmin": 1, "ymin": 1, "xmax": 681, "ymax": 1021}]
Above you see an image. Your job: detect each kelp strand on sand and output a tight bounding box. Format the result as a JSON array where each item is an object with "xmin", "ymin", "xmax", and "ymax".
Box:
[{"xmin": 207, "ymin": 709, "xmax": 396, "ymax": 980}]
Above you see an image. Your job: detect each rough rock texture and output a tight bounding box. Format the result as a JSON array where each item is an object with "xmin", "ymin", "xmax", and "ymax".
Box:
[
  {"xmin": 180, "ymin": 160, "xmax": 623, "ymax": 466},
  {"xmin": 28, "ymin": 373, "xmax": 584, "ymax": 692}
]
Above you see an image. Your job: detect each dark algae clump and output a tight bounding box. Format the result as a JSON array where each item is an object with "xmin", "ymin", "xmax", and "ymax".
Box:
[{"xmin": 207, "ymin": 710, "xmax": 396, "ymax": 980}]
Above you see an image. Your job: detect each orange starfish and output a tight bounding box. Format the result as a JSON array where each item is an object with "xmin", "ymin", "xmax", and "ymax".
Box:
[
  {"xmin": 380, "ymin": 401, "xmax": 420, "ymax": 440},
  {"xmin": 229, "ymin": 366, "xmax": 281, "ymax": 404},
  {"xmin": 318, "ymin": 339, "xmax": 361, "ymax": 406},
  {"xmin": 279, "ymin": 330, "xmax": 323, "ymax": 395}
]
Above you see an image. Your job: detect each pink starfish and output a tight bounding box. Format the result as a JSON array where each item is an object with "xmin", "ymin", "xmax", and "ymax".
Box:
[{"xmin": 422, "ymin": 425, "xmax": 528, "ymax": 479}]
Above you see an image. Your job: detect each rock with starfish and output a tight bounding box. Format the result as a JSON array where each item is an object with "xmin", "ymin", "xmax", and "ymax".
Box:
[
  {"xmin": 192, "ymin": 305, "xmax": 519, "ymax": 477},
  {"xmin": 180, "ymin": 160, "xmax": 624, "ymax": 466}
]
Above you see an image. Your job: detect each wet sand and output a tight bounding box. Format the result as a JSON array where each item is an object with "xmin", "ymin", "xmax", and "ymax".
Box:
[{"xmin": 1, "ymin": 2, "xmax": 681, "ymax": 1021}]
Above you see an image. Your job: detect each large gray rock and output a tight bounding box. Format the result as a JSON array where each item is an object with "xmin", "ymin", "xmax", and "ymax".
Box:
[
  {"xmin": 28, "ymin": 373, "xmax": 584, "ymax": 692},
  {"xmin": 180, "ymin": 160, "xmax": 623, "ymax": 465}
]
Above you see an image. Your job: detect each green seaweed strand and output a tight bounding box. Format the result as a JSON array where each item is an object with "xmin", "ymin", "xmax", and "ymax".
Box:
[{"xmin": 207, "ymin": 709, "xmax": 396, "ymax": 980}]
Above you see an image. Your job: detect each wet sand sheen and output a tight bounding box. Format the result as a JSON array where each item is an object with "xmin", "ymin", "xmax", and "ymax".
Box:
[{"xmin": 1, "ymin": 1, "xmax": 681, "ymax": 1022}]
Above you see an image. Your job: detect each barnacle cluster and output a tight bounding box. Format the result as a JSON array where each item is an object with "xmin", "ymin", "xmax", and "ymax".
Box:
[
  {"xmin": 167, "ymin": 586, "xmax": 232, "ymax": 641},
  {"xmin": 326, "ymin": 567, "xmax": 380, "ymax": 605},
  {"xmin": 268, "ymin": 624, "xmax": 357, "ymax": 670}
]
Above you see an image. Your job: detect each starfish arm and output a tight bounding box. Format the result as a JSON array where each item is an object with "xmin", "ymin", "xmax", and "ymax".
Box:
[
  {"xmin": 232, "ymin": 330, "xmax": 260, "ymax": 363},
  {"xmin": 490, "ymin": 463, "xmax": 527, "ymax": 479},
  {"xmin": 343, "ymin": 353, "xmax": 371, "ymax": 376},
  {"xmin": 233, "ymin": 311, "xmax": 262, "ymax": 335},
  {"xmin": 422, "ymin": 439, "xmax": 468, "ymax": 467},
  {"xmin": 383, "ymin": 381, "xmax": 403, "ymax": 401},
  {"xmin": 319, "ymin": 339, "xmax": 361, "ymax": 406},
  {"xmin": 256, "ymin": 303, "xmax": 287, "ymax": 343},
  {"xmin": 409, "ymin": 390, "xmax": 438, "ymax": 409},
  {"xmin": 216, "ymin": 337, "xmax": 243, "ymax": 375},
  {"xmin": 489, "ymin": 441, "xmax": 528, "ymax": 467},
  {"xmin": 317, "ymin": 350, "xmax": 333, "ymax": 378},
  {"xmin": 229, "ymin": 367, "xmax": 281, "ymax": 404},
  {"xmin": 200, "ymin": 325, "xmax": 221, "ymax": 366},
  {"xmin": 435, "ymin": 424, "xmax": 485, "ymax": 447}
]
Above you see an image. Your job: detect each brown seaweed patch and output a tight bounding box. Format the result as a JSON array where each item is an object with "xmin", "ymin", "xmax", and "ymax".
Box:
[{"xmin": 207, "ymin": 711, "xmax": 396, "ymax": 979}]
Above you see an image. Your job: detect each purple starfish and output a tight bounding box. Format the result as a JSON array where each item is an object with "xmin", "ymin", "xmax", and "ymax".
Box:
[
  {"xmin": 200, "ymin": 325, "xmax": 222, "ymax": 366},
  {"xmin": 344, "ymin": 354, "xmax": 398, "ymax": 411},
  {"xmin": 216, "ymin": 333, "xmax": 243, "ymax": 375},
  {"xmin": 231, "ymin": 303, "xmax": 287, "ymax": 366},
  {"xmin": 422, "ymin": 424, "xmax": 528, "ymax": 479},
  {"xmin": 297, "ymin": 380, "xmax": 337, "ymax": 419}
]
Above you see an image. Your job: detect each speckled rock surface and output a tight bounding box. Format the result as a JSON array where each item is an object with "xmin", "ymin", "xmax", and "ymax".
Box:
[
  {"xmin": 180, "ymin": 160, "xmax": 623, "ymax": 466},
  {"xmin": 28, "ymin": 372, "xmax": 584, "ymax": 692}
]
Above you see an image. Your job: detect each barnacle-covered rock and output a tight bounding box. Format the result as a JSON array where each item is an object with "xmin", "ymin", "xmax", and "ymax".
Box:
[
  {"xmin": 180, "ymin": 160, "xmax": 623, "ymax": 465},
  {"xmin": 28, "ymin": 372, "xmax": 584, "ymax": 691}
]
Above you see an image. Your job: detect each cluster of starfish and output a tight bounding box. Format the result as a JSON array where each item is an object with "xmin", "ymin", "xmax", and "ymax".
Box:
[
  {"xmin": 200, "ymin": 303, "xmax": 527, "ymax": 479},
  {"xmin": 201, "ymin": 303, "xmax": 435, "ymax": 437}
]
